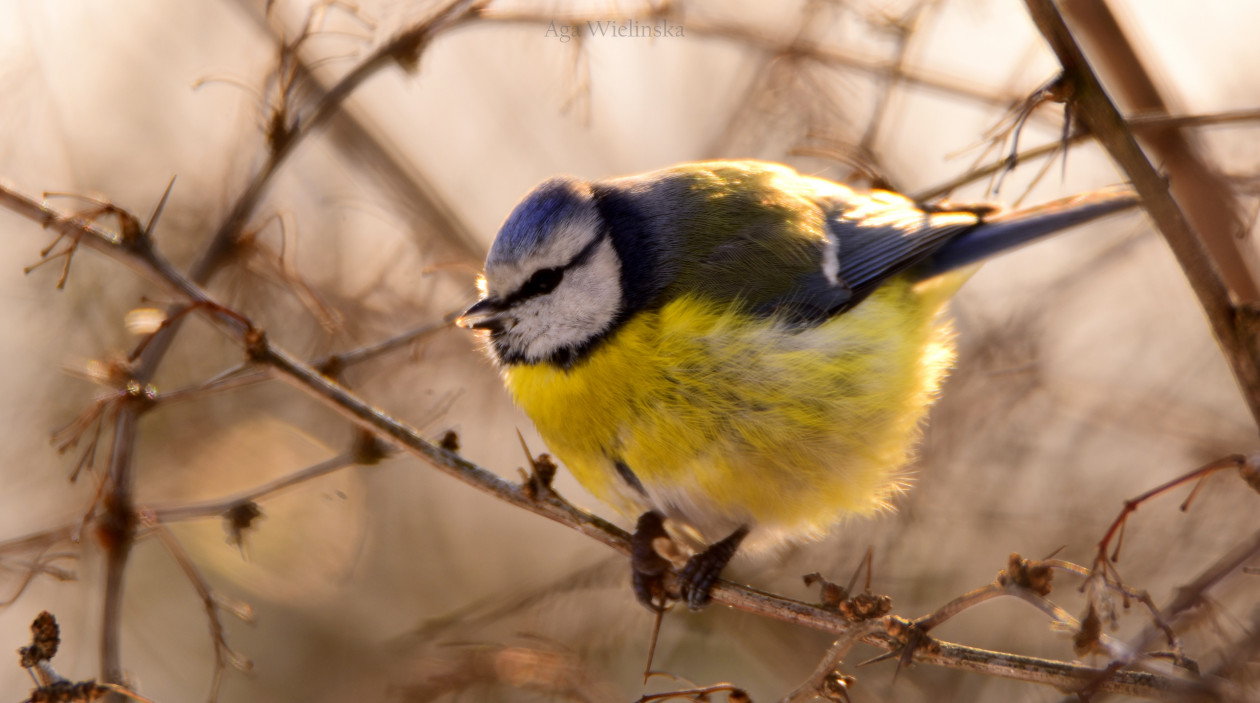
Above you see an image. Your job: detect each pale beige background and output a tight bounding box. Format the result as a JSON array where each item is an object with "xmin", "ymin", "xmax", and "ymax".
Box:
[{"xmin": 1, "ymin": 1, "xmax": 1258, "ymax": 701}]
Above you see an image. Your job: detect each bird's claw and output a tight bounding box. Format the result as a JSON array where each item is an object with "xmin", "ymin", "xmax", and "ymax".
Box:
[{"xmin": 630, "ymin": 512, "xmax": 750, "ymax": 611}]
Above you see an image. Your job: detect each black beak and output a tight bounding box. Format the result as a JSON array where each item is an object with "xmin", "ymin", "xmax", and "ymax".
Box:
[{"xmin": 456, "ymin": 298, "xmax": 505, "ymax": 331}]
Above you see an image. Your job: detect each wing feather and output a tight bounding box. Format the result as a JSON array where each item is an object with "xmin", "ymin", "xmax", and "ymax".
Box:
[{"xmin": 595, "ymin": 161, "xmax": 1131, "ymax": 329}]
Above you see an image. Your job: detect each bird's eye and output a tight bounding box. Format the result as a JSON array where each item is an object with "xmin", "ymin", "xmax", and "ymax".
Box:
[{"xmin": 521, "ymin": 267, "xmax": 564, "ymax": 298}]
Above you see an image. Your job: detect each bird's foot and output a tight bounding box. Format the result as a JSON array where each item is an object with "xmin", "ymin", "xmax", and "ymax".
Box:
[
  {"xmin": 630, "ymin": 511, "xmax": 673, "ymax": 611},
  {"xmin": 678, "ymin": 524, "xmax": 749, "ymax": 610},
  {"xmin": 630, "ymin": 512, "xmax": 750, "ymax": 611}
]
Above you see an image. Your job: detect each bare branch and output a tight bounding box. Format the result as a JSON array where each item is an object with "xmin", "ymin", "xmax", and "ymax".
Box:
[
  {"xmin": 1024, "ymin": 0, "xmax": 1260, "ymax": 430},
  {"xmin": 148, "ymin": 452, "xmax": 357, "ymax": 523},
  {"xmin": 1059, "ymin": 0, "xmax": 1260, "ymax": 303}
]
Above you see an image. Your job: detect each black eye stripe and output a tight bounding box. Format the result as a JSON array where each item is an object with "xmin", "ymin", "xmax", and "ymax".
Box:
[
  {"xmin": 521, "ymin": 267, "xmax": 563, "ymax": 297},
  {"xmin": 500, "ymin": 233, "xmax": 606, "ymax": 306}
]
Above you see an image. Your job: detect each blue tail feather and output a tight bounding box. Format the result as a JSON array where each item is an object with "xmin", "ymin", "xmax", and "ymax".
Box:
[{"xmin": 916, "ymin": 186, "xmax": 1139, "ymax": 280}]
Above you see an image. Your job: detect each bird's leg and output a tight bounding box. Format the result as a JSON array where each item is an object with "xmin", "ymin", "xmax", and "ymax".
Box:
[
  {"xmin": 631, "ymin": 511, "xmax": 750, "ymax": 611},
  {"xmin": 630, "ymin": 511, "xmax": 673, "ymax": 611},
  {"xmin": 678, "ymin": 524, "xmax": 749, "ymax": 610}
]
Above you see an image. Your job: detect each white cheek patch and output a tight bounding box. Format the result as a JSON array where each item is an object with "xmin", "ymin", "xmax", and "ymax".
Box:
[{"xmin": 511, "ymin": 240, "xmax": 623, "ymax": 362}]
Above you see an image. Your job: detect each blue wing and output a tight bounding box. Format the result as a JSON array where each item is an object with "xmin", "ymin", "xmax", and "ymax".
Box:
[
  {"xmin": 821, "ymin": 185, "xmax": 1137, "ymax": 305},
  {"xmin": 592, "ymin": 160, "xmax": 1137, "ymax": 326}
]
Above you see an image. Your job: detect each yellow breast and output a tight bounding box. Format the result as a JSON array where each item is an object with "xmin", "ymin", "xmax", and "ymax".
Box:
[{"xmin": 503, "ymin": 274, "xmax": 960, "ymax": 548}]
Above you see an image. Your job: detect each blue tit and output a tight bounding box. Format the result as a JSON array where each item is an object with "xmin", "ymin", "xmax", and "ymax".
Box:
[{"xmin": 457, "ymin": 160, "xmax": 1137, "ymax": 609}]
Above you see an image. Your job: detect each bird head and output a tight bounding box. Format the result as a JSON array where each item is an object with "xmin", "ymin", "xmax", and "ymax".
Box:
[{"xmin": 458, "ymin": 176, "xmax": 625, "ymax": 366}]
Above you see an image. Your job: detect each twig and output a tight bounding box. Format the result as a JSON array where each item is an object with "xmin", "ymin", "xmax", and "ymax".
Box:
[
  {"xmin": 914, "ymin": 107, "xmax": 1260, "ymax": 202},
  {"xmin": 1090, "ymin": 455, "xmax": 1247, "ymax": 580},
  {"xmin": 240, "ymin": 6, "xmax": 484, "ymax": 262},
  {"xmin": 99, "ymin": 402, "xmax": 137, "ymax": 691},
  {"xmin": 398, "ymin": 557, "xmax": 625, "ymax": 647},
  {"xmin": 911, "ymin": 583, "xmax": 1004, "ymax": 633},
  {"xmin": 1059, "ymin": 0, "xmax": 1259, "ymax": 303},
  {"xmin": 1023, "ymin": 0, "xmax": 1260, "ymax": 430},
  {"xmin": 317, "ymin": 315, "xmax": 457, "ymax": 373},
  {"xmin": 1078, "ymin": 526, "xmax": 1260, "ymax": 699},
  {"xmin": 910, "ymin": 560, "xmax": 1141, "ymax": 663},
  {"xmin": 1047, "ymin": 560, "xmax": 1180, "ymax": 655},
  {"xmin": 141, "ymin": 516, "xmax": 251, "ymax": 703},
  {"xmin": 857, "ymin": 3, "xmax": 934, "ymax": 155},
  {"xmin": 152, "ymin": 316, "xmax": 454, "ymax": 407},
  {"xmin": 781, "ymin": 619, "xmax": 880, "ymax": 703},
  {"xmin": 148, "ymin": 453, "xmax": 357, "ymax": 523},
  {"xmin": 0, "ymin": 542, "xmax": 77, "ymax": 607},
  {"xmin": 191, "ymin": 0, "xmax": 487, "ymax": 287}
]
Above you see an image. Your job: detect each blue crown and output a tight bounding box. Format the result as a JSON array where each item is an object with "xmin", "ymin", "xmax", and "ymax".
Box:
[{"xmin": 490, "ymin": 176, "xmax": 589, "ymax": 264}]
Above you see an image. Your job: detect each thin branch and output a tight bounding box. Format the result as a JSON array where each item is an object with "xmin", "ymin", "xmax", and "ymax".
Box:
[
  {"xmin": 0, "ymin": 526, "xmax": 78, "ymax": 558},
  {"xmin": 911, "ymin": 562, "xmax": 1138, "ymax": 663},
  {"xmin": 1059, "ymin": 0, "xmax": 1259, "ymax": 303},
  {"xmin": 1077, "ymin": 526, "xmax": 1260, "ymax": 700},
  {"xmin": 142, "ymin": 517, "xmax": 251, "ymax": 703},
  {"xmin": 1048, "ymin": 560, "xmax": 1180, "ymax": 655},
  {"xmin": 236, "ymin": 0, "xmax": 484, "ymax": 262},
  {"xmin": 781, "ymin": 619, "xmax": 881, "ymax": 703},
  {"xmin": 98, "ymin": 405, "xmax": 136, "ymax": 692},
  {"xmin": 191, "ymin": 0, "xmax": 488, "ymax": 286},
  {"xmin": 147, "ymin": 365, "xmax": 270, "ymax": 407},
  {"xmin": 857, "ymin": 2, "xmax": 937, "ymax": 155},
  {"xmin": 1, "ymin": 543, "xmax": 77, "ymax": 607},
  {"xmin": 914, "ymin": 107, "xmax": 1260, "ymax": 202},
  {"xmin": 317, "ymin": 315, "xmax": 457, "ymax": 371},
  {"xmin": 1024, "ymin": 0, "xmax": 1260, "ymax": 430},
  {"xmin": 149, "ymin": 315, "xmax": 455, "ymax": 408},
  {"xmin": 148, "ymin": 452, "xmax": 357, "ymax": 523},
  {"xmin": 1090, "ymin": 455, "xmax": 1246, "ymax": 575}
]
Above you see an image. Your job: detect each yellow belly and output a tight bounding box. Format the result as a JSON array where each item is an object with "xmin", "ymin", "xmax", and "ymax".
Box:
[{"xmin": 503, "ymin": 275, "xmax": 958, "ymax": 548}]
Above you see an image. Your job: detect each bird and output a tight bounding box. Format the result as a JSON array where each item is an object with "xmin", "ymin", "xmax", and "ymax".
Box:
[{"xmin": 457, "ymin": 160, "xmax": 1137, "ymax": 610}]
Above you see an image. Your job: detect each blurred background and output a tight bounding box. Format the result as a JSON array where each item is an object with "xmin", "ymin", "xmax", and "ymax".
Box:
[{"xmin": 2, "ymin": 0, "xmax": 1259, "ymax": 701}]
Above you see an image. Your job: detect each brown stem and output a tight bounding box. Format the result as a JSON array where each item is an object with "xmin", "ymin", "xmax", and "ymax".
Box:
[
  {"xmin": 148, "ymin": 453, "xmax": 357, "ymax": 523},
  {"xmin": 99, "ymin": 408, "xmax": 137, "ymax": 690},
  {"xmin": 1059, "ymin": 0, "xmax": 1259, "ymax": 302},
  {"xmin": 1023, "ymin": 0, "xmax": 1260, "ymax": 430}
]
